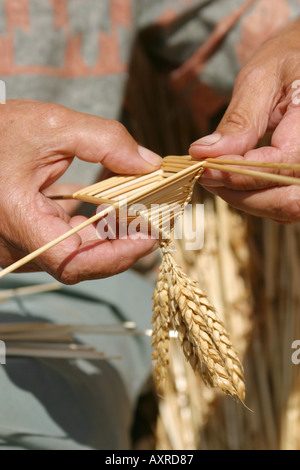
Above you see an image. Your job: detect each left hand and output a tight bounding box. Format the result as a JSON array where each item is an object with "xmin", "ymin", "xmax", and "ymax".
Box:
[
  {"xmin": 0, "ymin": 100, "xmax": 162, "ymax": 283},
  {"xmin": 189, "ymin": 19, "xmax": 300, "ymax": 224}
]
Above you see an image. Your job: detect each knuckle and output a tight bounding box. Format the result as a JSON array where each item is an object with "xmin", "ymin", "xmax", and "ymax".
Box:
[
  {"xmin": 221, "ymin": 109, "xmax": 252, "ymax": 132},
  {"xmin": 220, "ymin": 63, "xmax": 274, "ymax": 135},
  {"xmin": 100, "ymin": 120, "xmax": 131, "ymax": 153},
  {"xmin": 236, "ymin": 63, "xmax": 268, "ymax": 88},
  {"xmin": 108, "ymin": 120, "xmax": 128, "ymax": 140},
  {"xmin": 42, "ymin": 103, "xmax": 70, "ymax": 130}
]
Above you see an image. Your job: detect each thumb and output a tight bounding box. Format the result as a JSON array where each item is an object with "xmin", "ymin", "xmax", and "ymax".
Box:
[
  {"xmin": 198, "ymin": 102, "xmax": 300, "ymax": 223},
  {"xmin": 189, "ymin": 68, "xmax": 278, "ymax": 158},
  {"xmin": 65, "ymin": 112, "xmax": 162, "ymax": 175}
]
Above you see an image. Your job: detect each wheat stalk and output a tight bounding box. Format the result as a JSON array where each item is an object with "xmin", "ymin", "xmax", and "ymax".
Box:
[{"xmin": 151, "ymin": 241, "xmax": 246, "ymax": 403}]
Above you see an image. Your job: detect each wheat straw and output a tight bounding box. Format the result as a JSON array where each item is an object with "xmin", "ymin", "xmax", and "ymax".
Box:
[
  {"xmin": 0, "ymin": 282, "xmax": 61, "ymax": 302},
  {"xmin": 203, "ymin": 162, "xmax": 300, "ymax": 187},
  {"xmin": 0, "ymin": 322, "xmax": 150, "ymax": 360}
]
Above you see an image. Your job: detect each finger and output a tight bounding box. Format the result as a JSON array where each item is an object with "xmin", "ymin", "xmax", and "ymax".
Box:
[
  {"xmin": 198, "ymin": 148, "xmax": 282, "ymax": 191},
  {"xmin": 205, "ymin": 184, "xmax": 300, "ymax": 224},
  {"xmin": 62, "ymin": 110, "xmax": 162, "ymax": 174},
  {"xmin": 0, "ymin": 238, "xmax": 42, "ymax": 272},
  {"xmin": 189, "ymin": 65, "xmax": 280, "ymax": 158},
  {"xmin": 11, "ymin": 194, "xmax": 159, "ymax": 283},
  {"xmin": 199, "ymin": 100, "xmax": 300, "ymax": 191},
  {"xmin": 51, "ymin": 213, "xmax": 159, "ymax": 283},
  {"xmin": 56, "ymin": 236, "xmax": 159, "ymax": 284}
]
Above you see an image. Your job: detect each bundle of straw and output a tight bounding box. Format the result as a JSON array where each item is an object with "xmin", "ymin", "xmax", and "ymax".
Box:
[{"xmin": 0, "ymin": 319, "xmax": 151, "ymax": 360}]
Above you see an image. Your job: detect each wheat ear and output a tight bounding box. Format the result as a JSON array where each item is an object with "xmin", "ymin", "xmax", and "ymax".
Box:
[
  {"xmin": 151, "ymin": 256, "xmax": 172, "ymax": 386},
  {"xmin": 152, "ymin": 242, "xmax": 246, "ymax": 403}
]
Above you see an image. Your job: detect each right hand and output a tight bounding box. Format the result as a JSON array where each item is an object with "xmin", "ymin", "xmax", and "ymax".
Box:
[{"xmin": 190, "ymin": 19, "xmax": 300, "ymax": 224}]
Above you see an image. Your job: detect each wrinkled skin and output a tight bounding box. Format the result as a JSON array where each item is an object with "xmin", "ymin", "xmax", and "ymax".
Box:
[
  {"xmin": 0, "ymin": 99, "xmax": 162, "ymax": 283},
  {"xmin": 190, "ymin": 19, "xmax": 300, "ymax": 224}
]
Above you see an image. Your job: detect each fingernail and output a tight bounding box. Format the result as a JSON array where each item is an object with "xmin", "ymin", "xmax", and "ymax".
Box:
[
  {"xmin": 138, "ymin": 145, "xmax": 162, "ymax": 167},
  {"xmin": 192, "ymin": 133, "xmax": 222, "ymax": 146}
]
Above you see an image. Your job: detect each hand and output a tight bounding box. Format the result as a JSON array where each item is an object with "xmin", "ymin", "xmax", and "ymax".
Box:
[
  {"xmin": 189, "ymin": 19, "xmax": 300, "ymax": 224},
  {"xmin": 0, "ymin": 99, "xmax": 162, "ymax": 283}
]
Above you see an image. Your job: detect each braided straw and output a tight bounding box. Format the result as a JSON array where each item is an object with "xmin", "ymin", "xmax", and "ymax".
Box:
[{"xmin": 152, "ymin": 241, "xmax": 246, "ymax": 403}]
